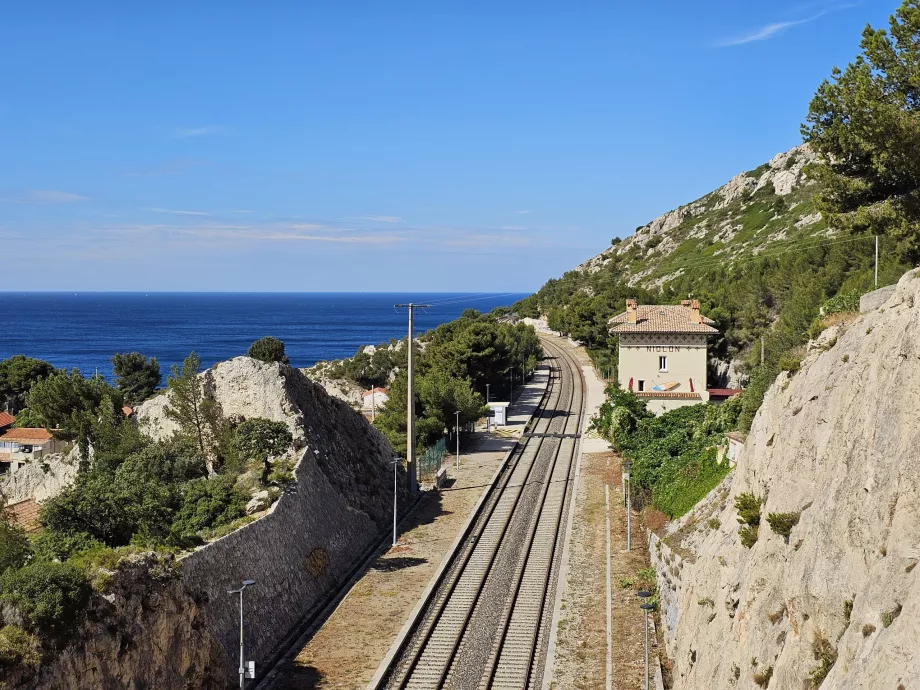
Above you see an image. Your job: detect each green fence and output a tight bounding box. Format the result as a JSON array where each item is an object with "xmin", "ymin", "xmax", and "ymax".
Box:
[{"xmin": 418, "ymin": 437, "xmax": 447, "ymax": 481}]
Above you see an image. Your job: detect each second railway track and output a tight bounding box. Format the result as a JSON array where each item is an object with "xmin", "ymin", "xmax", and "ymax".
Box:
[{"xmin": 374, "ymin": 337, "xmax": 586, "ymax": 690}]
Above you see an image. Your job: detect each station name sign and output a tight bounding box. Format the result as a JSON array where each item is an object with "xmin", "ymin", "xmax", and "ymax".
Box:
[{"xmin": 646, "ymin": 346, "xmax": 682, "ymax": 352}]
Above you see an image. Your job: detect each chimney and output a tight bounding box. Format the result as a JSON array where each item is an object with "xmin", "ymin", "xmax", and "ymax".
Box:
[
  {"xmin": 681, "ymin": 299, "xmax": 691, "ymax": 307},
  {"xmin": 690, "ymin": 299, "xmax": 702, "ymax": 324},
  {"xmin": 626, "ymin": 299, "xmax": 638, "ymax": 324}
]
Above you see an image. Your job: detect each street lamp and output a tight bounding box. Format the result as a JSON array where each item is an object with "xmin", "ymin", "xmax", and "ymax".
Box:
[
  {"xmin": 228, "ymin": 579, "xmax": 257, "ymax": 689},
  {"xmin": 638, "ymin": 591, "xmax": 655, "ymax": 690},
  {"xmin": 486, "ymin": 383, "xmax": 491, "ymax": 431},
  {"xmin": 624, "ymin": 459, "xmax": 632, "ymax": 551},
  {"xmin": 454, "ymin": 411, "xmax": 461, "ymax": 472},
  {"xmin": 391, "ymin": 456, "xmax": 400, "ymax": 547}
]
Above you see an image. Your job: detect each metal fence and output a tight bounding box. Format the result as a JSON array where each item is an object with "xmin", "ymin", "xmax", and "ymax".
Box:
[{"xmin": 418, "ymin": 437, "xmax": 447, "ymax": 481}]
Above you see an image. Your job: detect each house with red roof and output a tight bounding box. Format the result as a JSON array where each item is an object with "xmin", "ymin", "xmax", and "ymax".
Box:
[
  {"xmin": 0, "ymin": 428, "xmax": 67, "ymax": 475},
  {"xmin": 0, "ymin": 412, "xmax": 14, "ymax": 433}
]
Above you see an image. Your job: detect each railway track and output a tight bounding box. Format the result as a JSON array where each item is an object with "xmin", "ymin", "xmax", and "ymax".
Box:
[{"xmin": 372, "ymin": 338, "xmax": 585, "ymax": 690}]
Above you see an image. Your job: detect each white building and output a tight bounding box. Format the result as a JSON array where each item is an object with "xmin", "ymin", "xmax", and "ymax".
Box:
[
  {"xmin": 610, "ymin": 299, "xmax": 719, "ymax": 415},
  {"xmin": 361, "ymin": 387, "xmax": 389, "ymax": 412}
]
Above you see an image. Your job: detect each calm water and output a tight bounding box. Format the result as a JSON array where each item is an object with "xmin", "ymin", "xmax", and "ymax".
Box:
[{"xmin": 0, "ymin": 293, "xmax": 528, "ymax": 380}]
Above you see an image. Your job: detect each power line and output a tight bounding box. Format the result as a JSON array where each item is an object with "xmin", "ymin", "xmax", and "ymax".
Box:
[{"xmin": 424, "ymin": 292, "xmax": 523, "ymax": 308}]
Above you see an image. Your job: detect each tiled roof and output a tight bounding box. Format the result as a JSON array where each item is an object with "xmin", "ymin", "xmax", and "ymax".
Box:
[
  {"xmin": 726, "ymin": 431, "xmax": 748, "ymax": 443},
  {"xmin": 0, "ymin": 428, "xmax": 53, "ymax": 443},
  {"xmin": 0, "ymin": 412, "xmax": 14, "ymax": 427},
  {"xmin": 7, "ymin": 498, "xmax": 41, "ymax": 533},
  {"xmin": 707, "ymin": 388, "xmax": 742, "ymax": 398},
  {"xmin": 362, "ymin": 387, "xmax": 388, "ymax": 397},
  {"xmin": 635, "ymin": 391, "xmax": 702, "ymax": 400},
  {"xmin": 610, "ymin": 305, "xmax": 718, "ymax": 334}
]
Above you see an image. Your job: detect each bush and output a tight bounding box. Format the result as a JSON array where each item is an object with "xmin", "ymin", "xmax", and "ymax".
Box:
[
  {"xmin": 735, "ymin": 493, "xmax": 762, "ymax": 527},
  {"xmin": 753, "ymin": 665, "xmax": 773, "ymax": 687},
  {"xmin": 0, "ymin": 624, "xmax": 40, "ymax": 670},
  {"xmin": 808, "ymin": 631, "xmax": 837, "ymax": 687},
  {"xmin": 247, "ymin": 337, "xmax": 289, "ymax": 364},
  {"xmin": 29, "ymin": 530, "xmax": 103, "ymax": 563},
  {"xmin": 168, "ymin": 475, "xmax": 248, "ymax": 545},
  {"xmin": 779, "ymin": 355, "xmax": 801, "ymax": 374},
  {"xmin": 739, "ymin": 525, "xmax": 759, "ymax": 549},
  {"xmin": 0, "ymin": 562, "xmax": 91, "ymax": 642},
  {"xmin": 0, "ymin": 515, "xmax": 31, "ymax": 573},
  {"xmin": 767, "ymin": 511, "xmax": 800, "ymax": 542}
]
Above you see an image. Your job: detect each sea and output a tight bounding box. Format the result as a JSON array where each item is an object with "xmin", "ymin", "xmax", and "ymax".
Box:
[{"xmin": 0, "ymin": 292, "xmax": 529, "ymax": 381}]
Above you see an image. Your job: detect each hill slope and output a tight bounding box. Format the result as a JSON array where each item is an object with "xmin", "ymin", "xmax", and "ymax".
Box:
[{"xmin": 577, "ymin": 145, "xmax": 824, "ymax": 288}]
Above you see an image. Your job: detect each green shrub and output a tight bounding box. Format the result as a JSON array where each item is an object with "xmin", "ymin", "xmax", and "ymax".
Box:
[
  {"xmin": 822, "ymin": 290, "xmax": 861, "ymax": 316},
  {"xmin": 862, "ymin": 623, "xmax": 876, "ymax": 637},
  {"xmin": 0, "ymin": 562, "xmax": 91, "ymax": 642},
  {"xmin": 767, "ymin": 511, "xmax": 800, "ymax": 542},
  {"xmin": 779, "ymin": 355, "xmax": 801, "ymax": 374},
  {"xmin": 739, "ymin": 525, "xmax": 759, "ymax": 549},
  {"xmin": 29, "ymin": 530, "xmax": 103, "ymax": 563},
  {"xmin": 0, "ymin": 624, "xmax": 40, "ymax": 670},
  {"xmin": 168, "ymin": 475, "xmax": 248, "ymax": 545},
  {"xmin": 0, "ymin": 514, "xmax": 31, "ymax": 573},
  {"xmin": 247, "ymin": 337, "xmax": 289, "ymax": 364},
  {"xmin": 735, "ymin": 493, "xmax": 762, "ymax": 527}
]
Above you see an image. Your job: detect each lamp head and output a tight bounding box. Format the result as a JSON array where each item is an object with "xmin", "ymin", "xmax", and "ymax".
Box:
[
  {"xmin": 243, "ymin": 579, "xmax": 256, "ymax": 587},
  {"xmin": 640, "ymin": 602, "xmax": 656, "ymax": 611},
  {"xmin": 637, "ymin": 590, "xmax": 652, "ymax": 599}
]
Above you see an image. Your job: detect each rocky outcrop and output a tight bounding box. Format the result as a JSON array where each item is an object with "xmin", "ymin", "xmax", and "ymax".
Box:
[
  {"xmin": 9, "ymin": 554, "xmax": 229, "ymax": 690},
  {"xmin": 0, "ymin": 451, "xmax": 78, "ymax": 504},
  {"xmin": 659, "ymin": 268, "xmax": 920, "ymax": 689},
  {"xmin": 137, "ymin": 357, "xmax": 307, "ymax": 444}
]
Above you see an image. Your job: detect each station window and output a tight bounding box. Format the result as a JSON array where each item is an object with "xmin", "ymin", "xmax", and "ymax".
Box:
[
  {"xmin": 637, "ymin": 379, "xmax": 645, "ymax": 392},
  {"xmin": 659, "ymin": 356, "xmax": 668, "ymax": 372}
]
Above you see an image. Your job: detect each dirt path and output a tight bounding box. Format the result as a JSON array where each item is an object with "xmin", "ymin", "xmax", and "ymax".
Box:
[{"xmin": 546, "ymin": 338, "xmax": 663, "ymax": 690}]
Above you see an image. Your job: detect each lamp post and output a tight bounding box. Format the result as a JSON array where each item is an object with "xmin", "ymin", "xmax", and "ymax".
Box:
[
  {"xmin": 638, "ymin": 591, "xmax": 654, "ymax": 690},
  {"xmin": 454, "ymin": 411, "xmax": 461, "ymax": 472},
  {"xmin": 391, "ymin": 456, "xmax": 400, "ymax": 547},
  {"xmin": 624, "ymin": 459, "xmax": 632, "ymax": 551},
  {"xmin": 228, "ymin": 579, "xmax": 257, "ymax": 689},
  {"xmin": 486, "ymin": 383, "xmax": 491, "ymax": 431}
]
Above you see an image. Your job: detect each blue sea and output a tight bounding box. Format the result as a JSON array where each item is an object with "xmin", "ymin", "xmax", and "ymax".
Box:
[{"xmin": 0, "ymin": 293, "xmax": 528, "ymax": 381}]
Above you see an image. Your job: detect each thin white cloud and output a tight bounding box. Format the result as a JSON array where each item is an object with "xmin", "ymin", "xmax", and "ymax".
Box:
[
  {"xmin": 174, "ymin": 125, "xmax": 226, "ymax": 138},
  {"xmin": 716, "ymin": 3, "xmax": 859, "ymax": 47},
  {"xmin": 145, "ymin": 207, "xmax": 211, "ymax": 217},
  {"xmin": 364, "ymin": 215, "xmax": 404, "ymax": 223},
  {"xmin": 514, "ymin": 210, "xmax": 532, "ymax": 215},
  {"xmin": 0, "ymin": 189, "xmax": 90, "ymax": 204}
]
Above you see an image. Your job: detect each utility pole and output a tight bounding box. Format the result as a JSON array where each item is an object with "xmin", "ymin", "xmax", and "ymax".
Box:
[
  {"xmin": 875, "ymin": 235, "xmax": 879, "ymax": 288},
  {"xmin": 454, "ymin": 410, "xmax": 460, "ymax": 472},
  {"xmin": 625, "ymin": 459, "xmax": 632, "ymax": 551},
  {"xmin": 394, "ymin": 303, "xmax": 429, "ymax": 494},
  {"xmin": 391, "ymin": 456, "xmax": 399, "ymax": 547}
]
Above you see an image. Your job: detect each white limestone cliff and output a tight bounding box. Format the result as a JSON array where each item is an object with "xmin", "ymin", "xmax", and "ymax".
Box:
[{"xmin": 658, "ymin": 268, "xmax": 920, "ymax": 689}]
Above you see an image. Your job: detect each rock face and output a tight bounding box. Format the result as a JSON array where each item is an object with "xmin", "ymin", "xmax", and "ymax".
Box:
[
  {"xmin": 0, "ymin": 452, "xmax": 78, "ymax": 504},
  {"xmin": 656, "ymin": 268, "xmax": 920, "ymax": 689},
  {"xmin": 10, "ymin": 554, "xmax": 229, "ymax": 690},
  {"xmin": 137, "ymin": 357, "xmax": 308, "ymax": 444}
]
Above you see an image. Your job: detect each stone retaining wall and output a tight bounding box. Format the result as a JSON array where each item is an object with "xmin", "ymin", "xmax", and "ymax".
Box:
[
  {"xmin": 181, "ymin": 444, "xmax": 391, "ymax": 676},
  {"xmin": 647, "ymin": 530, "xmax": 685, "ymax": 658}
]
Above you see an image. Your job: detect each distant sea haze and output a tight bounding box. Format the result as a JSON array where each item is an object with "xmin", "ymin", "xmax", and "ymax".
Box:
[{"xmin": 0, "ymin": 292, "xmax": 528, "ymax": 381}]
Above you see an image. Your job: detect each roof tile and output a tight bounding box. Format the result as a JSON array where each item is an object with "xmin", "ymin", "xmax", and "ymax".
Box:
[{"xmin": 610, "ymin": 305, "xmax": 718, "ymax": 334}]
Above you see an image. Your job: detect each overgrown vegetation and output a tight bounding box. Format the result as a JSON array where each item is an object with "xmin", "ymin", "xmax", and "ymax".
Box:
[
  {"xmin": 767, "ymin": 511, "xmax": 800, "ymax": 543},
  {"xmin": 735, "ymin": 492, "xmax": 763, "ymax": 548},
  {"xmin": 808, "ymin": 631, "xmax": 838, "ymax": 687},
  {"xmin": 591, "ymin": 388, "xmax": 740, "ymax": 517}
]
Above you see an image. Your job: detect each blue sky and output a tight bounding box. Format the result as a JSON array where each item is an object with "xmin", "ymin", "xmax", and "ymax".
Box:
[{"xmin": 0, "ymin": 1, "xmax": 895, "ymax": 292}]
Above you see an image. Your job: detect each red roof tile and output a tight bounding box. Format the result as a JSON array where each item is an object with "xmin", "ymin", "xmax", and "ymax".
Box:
[
  {"xmin": 707, "ymin": 388, "xmax": 742, "ymax": 397},
  {"xmin": 610, "ymin": 304, "xmax": 718, "ymax": 334},
  {"xmin": 7, "ymin": 498, "xmax": 41, "ymax": 533},
  {"xmin": 0, "ymin": 412, "xmax": 14, "ymax": 428},
  {"xmin": 0, "ymin": 428, "xmax": 53, "ymax": 443}
]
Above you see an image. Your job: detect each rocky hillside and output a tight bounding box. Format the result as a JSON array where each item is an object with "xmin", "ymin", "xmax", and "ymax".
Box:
[
  {"xmin": 578, "ymin": 144, "xmax": 824, "ymax": 288},
  {"xmin": 653, "ymin": 268, "xmax": 920, "ymax": 688}
]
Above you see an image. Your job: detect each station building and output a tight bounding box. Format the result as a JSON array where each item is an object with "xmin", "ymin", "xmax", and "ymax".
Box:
[{"xmin": 609, "ymin": 299, "xmax": 719, "ymax": 415}]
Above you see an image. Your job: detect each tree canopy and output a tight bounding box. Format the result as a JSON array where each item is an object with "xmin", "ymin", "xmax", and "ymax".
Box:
[
  {"xmin": 248, "ymin": 337, "xmax": 290, "ymax": 365},
  {"xmin": 803, "ymin": 0, "xmax": 920, "ymax": 262},
  {"xmin": 111, "ymin": 352, "xmax": 161, "ymax": 405},
  {"xmin": 0, "ymin": 356, "xmax": 55, "ymax": 414}
]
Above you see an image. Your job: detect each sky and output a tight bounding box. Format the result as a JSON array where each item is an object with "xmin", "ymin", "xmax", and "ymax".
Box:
[{"xmin": 0, "ymin": 0, "xmax": 897, "ymax": 292}]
